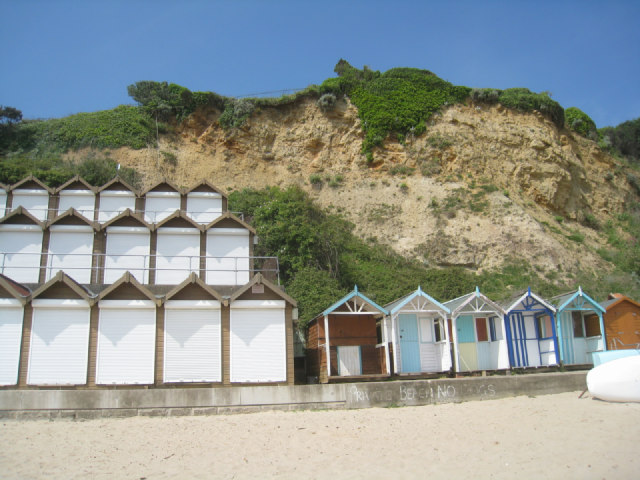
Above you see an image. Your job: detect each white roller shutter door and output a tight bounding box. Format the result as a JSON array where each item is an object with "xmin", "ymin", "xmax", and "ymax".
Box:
[
  {"xmin": 186, "ymin": 192, "xmax": 222, "ymax": 224},
  {"xmin": 58, "ymin": 190, "xmax": 95, "ymax": 219},
  {"xmin": 144, "ymin": 191, "xmax": 180, "ymax": 224},
  {"xmin": 164, "ymin": 300, "xmax": 221, "ymax": 382},
  {"xmin": 96, "ymin": 300, "xmax": 156, "ymax": 385},
  {"xmin": 11, "ymin": 189, "xmax": 49, "ymax": 221},
  {"xmin": 206, "ymin": 228, "xmax": 250, "ymax": 285},
  {"xmin": 104, "ymin": 226, "xmax": 150, "ymax": 283},
  {"xmin": 0, "ymin": 299, "xmax": 24, "ymax": 385},
  {"xmin": 98, "ymin": 191, "xmax": 136, "ymax": 223},
  {"xmin": 231, "ymin": 300, "xmax": 286, "ymax": 382},
  {"xmin": 0, "ymin": 224, "xmax": 43, "ymax": 283},
  {"xmin": 27, "ymin": 299, "xmax": 90, "ymax": 385},
  {"xmin": 46, "ymin": 225, "xmax": 94, "ymax": 283},
  {"xmin": 155, "ymin": 228, "xmax": 200, "ymax": 284}
]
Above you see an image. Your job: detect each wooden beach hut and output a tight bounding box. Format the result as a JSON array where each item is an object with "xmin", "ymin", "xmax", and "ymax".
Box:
[
  {"xmin": 444, "ymin": 287, "xmax": 509, "ymax": 373},
  {"xmin": 143, "ymin": 179, "xmax": 183, "ymax": 224},
  {"xmin": 386, "ymin": 287, "xmax": 451, "ymax": 375},
  {"xmin": 185, "ymin": 180, "xmax": 226, "ymax": 225},
  {"xmin": 8, "ymin": 175, "xmax": 53, "ymax": 222},
  {"xmin": 597, "ymin": 294, "xmax": 640, "ymax": 350},
  {"xmin": 0, "ymin": 207, "xmax": 45, "ymax": 283},
  {"xmin": 154, "ymin": 211, "xmax": 203, "ymax": 285},
  {"xmin": 101, "ymin": 209, "xmax": 152, "ymax": 284},
  {"xmin": 205, "ymin": 212, "xmax": 256, "ymax": 286},
  {"xmin": 551, "ymin": 287, "xmax": 606, "ymax": 366},
  {"xmin": 306, "ymin": 286, "xmax": 389, "ymax": 383},
  {"xmin": 95, "ymin": 273, "xmax": 160, "ymax": 385},
  {"xmin": 45, "ymin": 208, "xmax": 97, "ymax": 284},
  {"xmin": 97, "ymin": 177, "xmax": 138, "ymax": 223},
  {"xmin": 502, "ymin": 288, "xmax": 558, "ymax": 368},
  {"xmin": 0, "ymin": 274, "xmax": 30, "ymax": 386},
  {"xmin": 54, "ymin": 176, "xmax": 97, "ymax": 220},
  {"xmin": 24, "ymin": 272, "xmax": 95, "ymax": 386},
  {"xmin": 161, "ymin": 274, "xmax": 226, "ymax": 384},
  {"xmin": 228, "ymin": 274, "xmax": 297, "ymax": 385}
]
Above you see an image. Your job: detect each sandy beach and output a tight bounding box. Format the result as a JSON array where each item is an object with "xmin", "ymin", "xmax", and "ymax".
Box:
[{"xmin": 1, "ymin": 391, "xmax": 638, "ymax": 479}]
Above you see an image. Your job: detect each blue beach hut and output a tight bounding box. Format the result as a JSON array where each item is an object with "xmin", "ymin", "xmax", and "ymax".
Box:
[
  {"xmin": 502, "ymin": 288, "xmax": 559, "ymax": 368},
  {"xmin": 550, "ymin": 287, "xmax": 606, "ymax": 365},
  {"xmin": 385, "ymin": 287, "xmax": 451, "ymax": 375}
]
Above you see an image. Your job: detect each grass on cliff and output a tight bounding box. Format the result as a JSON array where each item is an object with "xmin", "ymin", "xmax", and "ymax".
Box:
[{"xmin": 228, "ymin": 186, "xmax": 640, "ymax": 331}]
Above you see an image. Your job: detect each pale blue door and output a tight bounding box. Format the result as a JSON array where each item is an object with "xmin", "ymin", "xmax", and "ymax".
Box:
[{"xmin": 399, "ymin": 314, "xmax": 421, "ymax": 372}]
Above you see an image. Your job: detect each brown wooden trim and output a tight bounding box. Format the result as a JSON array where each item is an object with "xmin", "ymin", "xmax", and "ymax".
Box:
[
  {"xmin": 286, "ymin": 304, "xmax": 294, "ymax": 385},
  {"xmin": 47, "ymin": 193, "xmax": 58, "ymax": 222},
  {"xmin": 87, "ymin": 305, "xmax": 99, "ymax": 387},
  {"xmin": 38, "ymin": 228, "xmax": 50, "ymax": 284},
  {"xmin": 17, "ymin": 303, "xmax": 33, "ymax": 387},
  {"xmin": 148, "ymin": 230, "xmax": 157, "ymax": 285},
  {"xmin": 222, "ymin": 305, "xmax": 230, "ymax": 386},
  {"xmin": 155, "ymin": 305, "xmax": 165, "ymax": 385}
]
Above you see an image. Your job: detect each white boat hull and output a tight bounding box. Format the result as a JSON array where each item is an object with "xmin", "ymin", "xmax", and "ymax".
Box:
[{"xmin": 586, "ymin": 355, "xmax": 640, "ymax": 403}]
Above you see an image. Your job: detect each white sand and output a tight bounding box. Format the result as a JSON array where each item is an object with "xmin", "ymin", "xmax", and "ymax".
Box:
[{"xmin": 1, "ymin": 391, "xmax": 638, "ymax": 479}]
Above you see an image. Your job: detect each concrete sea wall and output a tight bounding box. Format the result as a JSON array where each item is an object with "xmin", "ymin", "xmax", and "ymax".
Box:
[{"xmin": 0, "ymin": 371, "xmax": 586, "ymax": 420}]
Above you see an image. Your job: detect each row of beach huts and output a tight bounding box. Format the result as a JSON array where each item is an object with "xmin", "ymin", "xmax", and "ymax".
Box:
[{"xmin": 0, "ymin": 175, "xmax": 639, "ymax": 389}]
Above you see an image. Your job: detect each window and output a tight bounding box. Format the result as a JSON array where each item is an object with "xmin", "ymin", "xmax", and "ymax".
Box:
[
  {"xmin": 419, "ymin": 317, "xmax": 433, "ymax": 343},
  {"xmin": 572, "ymin": 311, "xmax": 585, "ymax": 338},
  {"xmin": 434, "ymin": 318, "xmax": 445, "ymax": 343},
  {"xmin": 475, "ymin": 317, "xmax": 488, "ymax": 342},
  {"xmin": 536, "ymin": 314, "xmax": 552, "ymax": 339},
  {"xmin": 489, "ymin": 317, "xmax": 501, "ymax": 341},
  {"xmin": 376, "ymin": 322, "xmax": 383, "ymax": 344}
]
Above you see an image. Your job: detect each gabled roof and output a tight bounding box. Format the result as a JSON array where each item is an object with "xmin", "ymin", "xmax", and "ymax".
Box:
[
  {"xmin": 47, "ymin": 208, "xmax": 97, "ymax": 229},
  {"xmin": 156, "ymin": 210, "xmax": 203, "ymax": 230},
  {"xmin": 319, "ymin": 285, "xmax": 387, "ymax": 317},
  {"xmin": 551, "ymin": 286, "xmax": 605, "ymax": 314},
  {"xmin": 444, "ymin": 286, "xmax": 505, "ymax": 317},
  {"xmin": 143, "ymin": 178, "xmax": 183, "ymax": 195},
  {"xmin": 54, "ymin": 175, "xmax": 96, "ymax": 193},
  {"xmin": 164, "ymin": 272, "xmax": 226, "ymax": 304},
  {"xmin": 385, "ymin": 286, "xmax": 450, "ymax": 316},
  {"xmin": 98, "ymin": 176, "xmax": 138, "ymax": 194},
  {"xmin": 0, "ymin": 206, "xmax": 45, "ymax": 227},
  {"xmin": 0, "ymin": 273, "xmax": 31, "ymax": 304},
  {"xmin": 502, "ymin": 287, "xmax": 556, "ymax": 314},
  {"xmin": 185, "ymin": 179, "xmax": 227, "ymax": 197},
  {"xmin": 101, "ymin": 208, "xmax": 152, "ymax": 230},
  {"xmin": 9, "ymin": 175, "xmax": 54, "ymax": 194},
  {"xmin": 97, "ymin": 272, "xmax": 160, "ymax": 305},
  {"xmin": 0, "ymin": 182, "xmax": 8, "ymax": 192},
  {"xmin": 230, "ymin": 273, "xmax": 296, "ymax": 306},
  {"xmin": 31, "ymin": 271, "xmax": 96, "ymax": 304},
  {"xmin": 205, "ymin": 211, "xmax": 256, "ymax": 234},
  {"xmin": 600, "ymin": 294, "xmax": 640, "ymax": 311}
]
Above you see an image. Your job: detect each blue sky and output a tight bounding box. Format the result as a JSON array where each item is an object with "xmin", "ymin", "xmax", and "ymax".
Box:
[{"xmin": 1, "ymin": 0, "xmax": 639, "ymax": 128}]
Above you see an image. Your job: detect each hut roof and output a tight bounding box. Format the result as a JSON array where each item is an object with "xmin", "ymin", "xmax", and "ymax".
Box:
[{"xmin": 385, "ymin": 286, "xmax": 449, "ymax": 316}]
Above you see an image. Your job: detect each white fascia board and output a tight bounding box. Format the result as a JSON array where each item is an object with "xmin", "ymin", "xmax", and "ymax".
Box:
[
  {"xmin": 164, "ymin": 299, "xmax": 221, "ymax": 309},
  {"xmin": 49, "ymin": 225, "xmax": 94, "ymax": 233},
  {"xmin": 188, "ymin": 191, "xmax": 222, "ymax": 198},
  {"xmin": 231, "ymin": 300, "xmax": 286, "ymax": 309},
  {"xmin": 157, "ymin": 227, "xmax": 200, "ymax": 235},
  {"xmin": 0, "ymin": 298, "xmax": 23, "ymax": 307},
  {"xmin": 207, "ymin": 228, "xmax": 249, "ymax": 236},
  {"xmin": 106, "ymin": 226, "xmax": 150, "ymax": 234},
  {"xmin": 99, "ymin": 299, "xmax": 156, "ymax": 309},
  {"xmin": 32, "ymin": 299, "xmax": 90, "ymax": 308},
  {"xmin": 0, "ymin": 225, "xmax": 42, "ymax": 232}
]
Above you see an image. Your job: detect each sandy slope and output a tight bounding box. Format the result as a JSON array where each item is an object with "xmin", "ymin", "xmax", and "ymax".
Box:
[{"xmin": 1, "ymin": 391, "xmax": 638, "ymax": 479}]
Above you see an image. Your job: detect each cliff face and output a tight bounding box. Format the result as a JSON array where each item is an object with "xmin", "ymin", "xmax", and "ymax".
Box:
[{"xmin": 70, "ymin": 97, "xmax": 635, "ymax": 282}]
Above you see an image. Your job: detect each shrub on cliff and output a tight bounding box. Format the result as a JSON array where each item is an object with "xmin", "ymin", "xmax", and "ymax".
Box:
[{"xmin": 565, "ymin": 107, "xmax": 597, "ymax": 138}]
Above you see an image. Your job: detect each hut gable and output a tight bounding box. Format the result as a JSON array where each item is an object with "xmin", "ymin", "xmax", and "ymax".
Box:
[
  {"xmin": 206, "ymin": 212, "xmax": 256, "ymax": 234},
  {"xmin": 385, "ymin": 286, "xmax": 449, "ymax": 316},
  {"xmin": 502, "ymin": 287, "xmax": 556, "ymax": 313},
  {"xmin": 54, "ymin": 176, "xmax": 96, "ymax": 193},
  {"xmin": 31, "ymin": 271, "xmax": 95, "ymax": 303},
  {"xmin": 9, "ymin": 175, "xmax": 53, "ymax": 194},
  {"xmin": 98, "ymin": 177, "xmax": 138, "ymax": 194},
  {"xmin": 156, "ymin": 211, "xmax": 203, "ymax": 230},
  {"xmin": 47, "ymin": 208, "xmax": 96, "ymax": 228},
  {"xmin": 98, "ymin": 272, "xmax": 159, "ymax": 304},
  {"xmin": 0, "ymin": 273, "xmax": 30, "ymax": 303},
  {"xmin": 143, "ymin": 179, "xmax": 183, "ymax": 194},
  {"xmin": 444, "ymin": 287, "xmax": 505, "ymax": 317},
  {"xmin": 0, "ymin": 207, "xmax": 44, "ymax": 227},
  {"xmin": 102, "ymin": 208, "xmax": 151, "ymax": 229},
  {"xmin": 185, "ymin": 179, "xmax": 226, "ymax": 197},
  {"xmin": 551, "ymin": 287, "xmax": 605, "ymax": 314},
  {"xmin": 165, "ymin": 273, "xmax": 225, "ymax": 303},
  {"xmin": 230, "ymin": 273, "xmax": 296, "ymax": 305}
]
